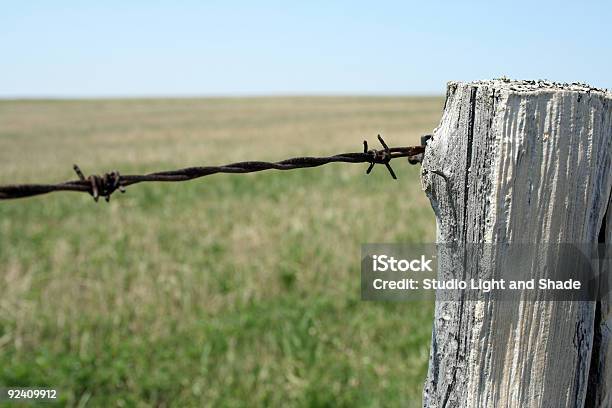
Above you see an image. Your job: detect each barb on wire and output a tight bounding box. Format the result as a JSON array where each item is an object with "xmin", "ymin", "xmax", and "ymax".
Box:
[{"xmin": 0, "ymin": 135, "xmax": 426, "ymax": 202}]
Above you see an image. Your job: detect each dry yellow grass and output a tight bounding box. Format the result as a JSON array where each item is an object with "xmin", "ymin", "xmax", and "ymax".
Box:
[{"xmin": 0, "ymin": 96, "xmax": 443, "ymax": 407}]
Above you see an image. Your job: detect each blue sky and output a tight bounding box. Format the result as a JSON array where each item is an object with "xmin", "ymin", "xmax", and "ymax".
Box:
[{"xmin": 2, "ymin": 1, "xmax": 610, "ymax": 97}]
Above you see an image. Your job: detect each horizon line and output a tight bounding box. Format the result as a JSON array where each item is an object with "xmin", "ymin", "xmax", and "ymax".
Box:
[{"xmin": 0, "ymin": 92, "xmax": 445, "ymax": 101}]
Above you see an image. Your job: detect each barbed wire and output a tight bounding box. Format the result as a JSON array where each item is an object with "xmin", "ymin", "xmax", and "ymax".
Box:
[{"xmin": 0, "ymin": 135, "xmax": 426, "ymax": 202}]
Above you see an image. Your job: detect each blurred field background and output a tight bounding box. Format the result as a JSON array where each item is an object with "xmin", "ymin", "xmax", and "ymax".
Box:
[{"xmin": 0, "ymin": 97, "xmax": 442, "ymax": 407}]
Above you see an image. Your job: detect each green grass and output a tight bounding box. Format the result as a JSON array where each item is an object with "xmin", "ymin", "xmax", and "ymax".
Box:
[{"xmin": 0, "ymin": 97, "xmax": 442, "ymax": 407}]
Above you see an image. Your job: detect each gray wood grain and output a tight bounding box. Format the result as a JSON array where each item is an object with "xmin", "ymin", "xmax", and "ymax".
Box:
[{"xmin": 421, "ymin": 80, "xmax": 612, "ymax": 407}]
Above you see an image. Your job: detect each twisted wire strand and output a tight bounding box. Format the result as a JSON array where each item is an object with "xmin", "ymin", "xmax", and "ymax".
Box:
[{"xmin": 0, "ymin": 136, "xmax": 425, "ymax": 202}]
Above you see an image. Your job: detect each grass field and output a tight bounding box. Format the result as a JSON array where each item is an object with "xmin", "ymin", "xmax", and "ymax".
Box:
[{"xmin": 0, "ymin": 97, "xmax": 443, "ymax": 407}]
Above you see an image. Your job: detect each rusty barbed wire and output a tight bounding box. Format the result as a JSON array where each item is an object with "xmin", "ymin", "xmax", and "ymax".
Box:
[{"xmin": 0, "ymin": 135, "xmax": 426, "ymax": 202}]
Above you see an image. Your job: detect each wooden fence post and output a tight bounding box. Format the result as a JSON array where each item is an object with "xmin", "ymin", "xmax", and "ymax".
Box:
[{"xmin": 420, "ymin": 80, "xmax": 612, "ymax": 407}]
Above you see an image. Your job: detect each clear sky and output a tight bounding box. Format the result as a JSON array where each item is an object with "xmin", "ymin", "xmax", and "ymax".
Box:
[{"xmin": 2, "ymin": 1, "xmax": 610, "ymax": 97}]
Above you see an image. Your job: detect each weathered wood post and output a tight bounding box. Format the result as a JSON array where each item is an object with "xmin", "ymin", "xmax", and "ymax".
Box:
[{"xmin": 420, "ymin": 80, "xmax": 612, "ymax": 407}]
